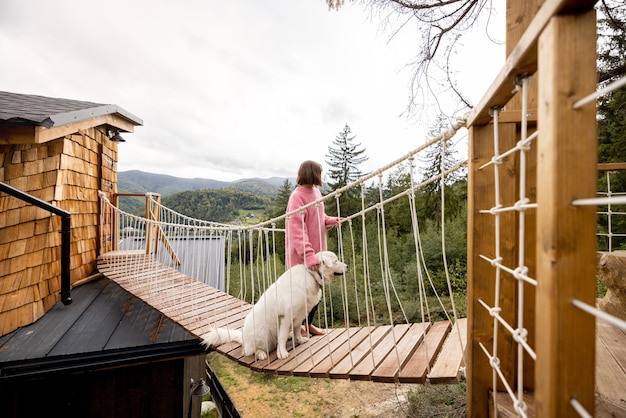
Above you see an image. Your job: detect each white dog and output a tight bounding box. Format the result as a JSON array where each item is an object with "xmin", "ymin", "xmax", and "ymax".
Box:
[{"xmin": 202, "ymin": 251, "xmax": 347, "ymax": 360}]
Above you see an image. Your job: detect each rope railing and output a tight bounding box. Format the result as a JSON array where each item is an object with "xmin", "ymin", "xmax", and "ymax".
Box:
[
  {"xmin": 476, "ymin": 75, "xmax": 540, "ymax": 415},
  {"xmin": 98, "ymin": 118, "xmax": 470, "ymax": 376},
  {"xmin": 472, "ymin": 49, "xmax": 626, "ymax": 417}
]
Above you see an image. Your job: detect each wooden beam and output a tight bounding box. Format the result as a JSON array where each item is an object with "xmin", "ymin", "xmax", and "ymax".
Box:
[
  {"xmin": 597, "ymin": 163, "xmax": 626, "ymax": 172},
  {"xmin": 0, "ymin": 125, "xmax": 37, "ymax": 144},
  {"xmin": 0, "ymin": 115, "xmax": 136, "ymax": 144},
  {"xmin": 35, "ymin": 114, "xmax": 136, "ymax": 143},
  {"xmin": 535, "ymin": 9, "xmax": 597, "ymax": 417},
  {"xmin": 466, "ymin": 122, "xmax": 519, "ymax": 417},
  {"xmin": 467, "ymin": 0, "xmax": 598, "ymax": 127},
  {"xmin": 497, "ymin": 109, "xmax": 538, "ymax": 124}
]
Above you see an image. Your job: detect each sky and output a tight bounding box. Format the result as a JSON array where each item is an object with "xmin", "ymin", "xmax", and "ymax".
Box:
[{"xmin": 0, "ymin": 0, "xmax": 505, "ymax": 182}]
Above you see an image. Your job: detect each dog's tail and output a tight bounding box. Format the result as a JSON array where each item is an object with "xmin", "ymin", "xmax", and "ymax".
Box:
[{"xmin": 201, "ymin": 328, "xmax": 243, "ymax": 348}]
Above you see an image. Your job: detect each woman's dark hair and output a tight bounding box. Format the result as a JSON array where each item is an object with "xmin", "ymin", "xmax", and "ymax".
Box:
[{"xmin": 296, "ymin": 160, "xmax": 323, "ymax": 186}]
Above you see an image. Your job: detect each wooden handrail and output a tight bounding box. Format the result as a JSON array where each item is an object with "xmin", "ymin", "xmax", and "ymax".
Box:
[{"xmin": 598, "ymin": 163, "xmax": 626, "ymax": 171}]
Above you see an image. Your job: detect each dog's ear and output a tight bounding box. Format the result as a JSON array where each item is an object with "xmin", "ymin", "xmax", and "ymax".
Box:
[{"xmin": 321, "ymin": 252, "xmax": 336, "ymax": 267}]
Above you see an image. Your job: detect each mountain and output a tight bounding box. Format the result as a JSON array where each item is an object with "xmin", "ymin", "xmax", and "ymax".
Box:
[
  {"xmin": 118, "ymin": 170, "xmax": 295, "ymax": 198},
  {"xmin": 118, "ymin": 170, "xmax": 229, "ymax": 196}
]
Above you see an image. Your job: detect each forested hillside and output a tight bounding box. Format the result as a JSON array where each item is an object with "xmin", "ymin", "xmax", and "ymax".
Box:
[
  {"xmin": 117, "ymin": 170, "xmax": 294, "ymax": 218},
  {"xmin": 118, "ymin": 170, "xmax": 229, "ymax": 196},
  {"xmin": 162, "ymin": 189, "xmax": 272, "ymax": 223}
]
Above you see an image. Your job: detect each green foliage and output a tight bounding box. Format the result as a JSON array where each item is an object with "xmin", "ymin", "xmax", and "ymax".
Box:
[
  {"xmin": 291, "ymin": 169, "xmax": 467, "ymax": 327},
  {"xmin": 265, "ymin": 179, "xmax": 294, "ymax": 263},
  {"xmin": 406, "ymin": 383, "xmax": 467, "ymax": 417},
  {"xmin": 325, "ymin": 124, "xmax": 368, "ymax": 190},
  {"xmin": 163, "ymin": 189, "xmax": 272, "ymax": 223},
  {"xmin": 117, "ymin": 170, "xmax": 289, "ymax": 215},
  {"xmin": 325, "ymin": 124, "xmax": 369, "ymax": 217},
  {"xmin": 597, "ymin": 4, "xmax": 626, "ymax": 251},
  {"xmin": 226, "ymin": 179, "xmax": 282, "ymax": 198},
  {"xmin": 118, "ymin": 170, "xmax": 229, "ymax": 196}
]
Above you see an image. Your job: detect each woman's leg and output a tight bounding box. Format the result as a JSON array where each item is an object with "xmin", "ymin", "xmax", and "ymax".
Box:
[{"xmin": 304, "ymin": 304, "xmax": 325, "ymax": 336}]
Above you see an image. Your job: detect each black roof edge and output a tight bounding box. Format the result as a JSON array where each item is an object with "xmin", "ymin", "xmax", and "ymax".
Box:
[{"xmin": 0, "ymin": 340, "xmax": 206, "ymax": 380}]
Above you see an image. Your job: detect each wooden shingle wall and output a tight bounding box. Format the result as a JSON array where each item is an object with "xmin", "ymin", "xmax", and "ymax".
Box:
[{"xmin": 0, "ymin": 126, "xmax": 118, "ymax": 335}]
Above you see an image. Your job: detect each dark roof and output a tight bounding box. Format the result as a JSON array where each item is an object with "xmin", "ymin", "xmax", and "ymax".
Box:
[
  {"xmin": 0, "ymin": 277, "xmax": 204, "ymax": 379},
  {"xmin": 0, "ymin": 91, "xmax": 143, "ymax": 128}
]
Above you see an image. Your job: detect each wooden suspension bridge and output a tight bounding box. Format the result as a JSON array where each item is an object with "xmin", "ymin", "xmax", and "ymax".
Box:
[{"xmin": 97, "ymin": 250, "xmax": 467, "ymax": 384}]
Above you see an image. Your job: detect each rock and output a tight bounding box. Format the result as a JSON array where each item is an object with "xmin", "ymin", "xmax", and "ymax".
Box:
[{"xmin": 597, "ymin": 251, "xmax": 626, "ymax": 320}]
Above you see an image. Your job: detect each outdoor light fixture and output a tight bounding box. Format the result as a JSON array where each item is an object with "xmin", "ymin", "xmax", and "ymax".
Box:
[
  {"xmin": 190, "ymin": 377, "xmax": 210, "ymax": 397},
  {"xmin": 109, "ymin": 130, "xmax": 126, "ymax": 143},
  {"xmin": 189, "ymin": 378, "xmax": 211, "ymax": 418}
]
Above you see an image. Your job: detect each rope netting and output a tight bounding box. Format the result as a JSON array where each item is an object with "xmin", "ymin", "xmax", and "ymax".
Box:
[
  {"xmin": 98, "ymin": 119, "xmax": 469, "ymax": 378},
  {"xmin": 476, "ymin": 72, "xmax": 626, "ymax": 418}
]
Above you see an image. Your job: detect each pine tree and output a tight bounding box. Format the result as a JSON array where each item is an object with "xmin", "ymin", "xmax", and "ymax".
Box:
[
  {"xmin": 266, "ymin": 179, "xmax": 293, "ymax": 262},
  {"xmin": 419, "ymin": 116, "xmax": 465, "ymax": 225},
  {"xmin": 325, "ymin": 124, "xmax": 368, "ymax": 191},
  {"xmin": 598, "ymin": 3, "xmax": 626, "ymax": 168},
  {"xmin": 597, "ymin": 3, "xmax": 626, "ymax": 250},
  {"xmin": 324, "ymin": 124, "xmax": 369, "ymax": 218},
  {"xmin": 267, "ymin": 179, "xmax": 293, "ymax": 220}
]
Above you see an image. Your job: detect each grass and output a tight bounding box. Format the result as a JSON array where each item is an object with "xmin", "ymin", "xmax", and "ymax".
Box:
[
  {"xmin": 205, "ymin": 352, "xmax": 467, "ymax": 417},
  {"xmin": 405, "ymin": 383, "xmax": 467, "ymax": 417}
]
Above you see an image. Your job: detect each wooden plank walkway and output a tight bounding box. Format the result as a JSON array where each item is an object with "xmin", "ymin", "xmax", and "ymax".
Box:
[
  {"xmin": 97, "ymin": 251, "xmax": 467, "ymax": 383},
  {"xmin": 492, "ymin": 318, "xmax": 626, "ymax": 417}
]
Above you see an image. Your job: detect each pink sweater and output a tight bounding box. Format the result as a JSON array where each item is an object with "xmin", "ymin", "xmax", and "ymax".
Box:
[{"xmin": 285, "ymin": 186, "xmax": 338, "ymax": 268}]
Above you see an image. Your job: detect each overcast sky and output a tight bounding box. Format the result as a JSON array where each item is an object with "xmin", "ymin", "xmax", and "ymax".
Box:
[{"xmin": 1, "ymin": 0, "xmax": 504, "ymax": 182}]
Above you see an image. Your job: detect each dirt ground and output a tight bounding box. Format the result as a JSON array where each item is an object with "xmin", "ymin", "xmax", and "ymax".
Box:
[{"xmin": 207, "ymin": 353, "xmax": 422, "ymax": 418}]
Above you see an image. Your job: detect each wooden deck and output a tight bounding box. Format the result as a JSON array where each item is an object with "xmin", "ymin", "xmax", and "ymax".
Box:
[
  {"xmin": 491, "ymin": 317, "xmax": 626, "ymax": 417},
  {"xmin": 97, "ymin": 251, "xmax": 467, "ymax": 383}
]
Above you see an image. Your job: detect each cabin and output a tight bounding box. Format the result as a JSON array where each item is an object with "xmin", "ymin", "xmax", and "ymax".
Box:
[{"xmin": 0, "ymin": 91, "xmax": 208, "ymax": 418}]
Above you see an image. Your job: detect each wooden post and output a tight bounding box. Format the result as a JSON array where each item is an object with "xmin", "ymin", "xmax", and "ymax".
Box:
[
  {"xmin": 112, "ymin": 193, "xmax": 120, "ymax": 252},
  {"xmin": 467, "ymin": 1, "xmax": 542, "ymax": 415},
  {"xmin": 466, "ymin": 122, "xmax": 518, "ymax": 416},
  {"xmin": 535, "ymin": 8, "xmax": 597, "ymax": 417},
  {"xmin": 504, "ymin": 0, "xmax": 542, "ymax": 393}
]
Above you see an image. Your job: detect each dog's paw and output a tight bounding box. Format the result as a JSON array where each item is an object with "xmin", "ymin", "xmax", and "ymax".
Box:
[
  {"xmin": 296, "ymin": 336, "xmax": 309, "ymax": 345},
  {"xmin": 277, "ymin": 346, "xmax": 289, "ymax": 359},
  {"xmin": 256, "ymin": 350, "xmax": 268, "ymax": 360}
]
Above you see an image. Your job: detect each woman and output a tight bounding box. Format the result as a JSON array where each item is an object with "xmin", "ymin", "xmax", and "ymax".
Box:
[{"xmin": 285, "ymin": 160, "xmax": 341, "ymax": 336}]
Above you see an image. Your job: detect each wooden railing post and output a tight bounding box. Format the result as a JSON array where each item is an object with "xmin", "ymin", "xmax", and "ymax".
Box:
[
  {"xmin": 467, "ymin": 122, "xmax": 519, "ymax": 416},
  {"xmin": 535, "ymin": 8, "xmax": 597, "ymax": 417}
]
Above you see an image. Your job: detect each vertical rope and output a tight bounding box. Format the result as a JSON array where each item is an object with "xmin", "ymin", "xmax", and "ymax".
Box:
[
  {"xmin": 491, "ymin": 105, "xmax": 503, "ymax": 415},
  {"xmin": 516, "ymin": 75, "xmax": 531, "ymax": 414},
  {"xmin": 439, "ymin": 125, "xmax": 466, "ymax": 367},
  {"xmin": 97, "ymin": 117, "xmax": 470, "ymax": 376},
  {"xmin": 408, "ymin": 157, "xmax": 433, "ymax": 373}
]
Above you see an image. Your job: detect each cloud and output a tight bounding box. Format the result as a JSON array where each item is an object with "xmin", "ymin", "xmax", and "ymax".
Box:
[{"xmin": 1, "ymin": 0, "xmax": 504, "ymax": 182}]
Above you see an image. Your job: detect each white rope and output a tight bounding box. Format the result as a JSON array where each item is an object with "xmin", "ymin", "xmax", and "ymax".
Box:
[
  {"xmin": 478, "ymin": 342, "xmax": 529, "ymax": 418},
  {"xmin": 572, "ymin": 195, "xmax": 626, "ymax": 206},
  {"xmin": 478, "ymin": 76, "xmax": 540, "ymax": 417},
  {"xmin": 573, "ymin": 74, "xmax": 626, "ymax": 109},
  {"xmin": 478, "ymin": 298, "xmax": 536, "ymax": 360},
  {"xmin": 572, "ymin": 299, "xmax": 626, "ymax": 331},
  {"xmin": 98, "ymin": 118, "xmax": 471, "ymax": 376},
  {"xmin": 490, "ymin": 106, "xmax": 503, "ymax": 415},
  {"xmin": 408, "ymin": 157, "xmax": 433, "ymax": 372},
  {"xmin": 439, "ymin": 129, "xmax": 466, "ymax": 366},
  {"xmin": 479, "ymin": 255, "xmax": 538, "ymax": 287},
  {"xmin": 570, "ymin": 397, "xmax": 593, "ymax": 418},
  {"xmin": 376, "ymin": 174, "xmax": 404, "ymax": 370},
  {"xmin": 479, "ymin": 131, "xmax": 539, "ymax": 170},
  {"xmin": 516, "ymin": 76, "xmax": 531, "ymax": 405}
]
